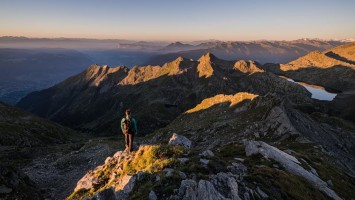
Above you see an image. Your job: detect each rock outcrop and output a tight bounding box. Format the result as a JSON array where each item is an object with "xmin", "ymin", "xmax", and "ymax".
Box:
[
  {"xmin": 168, "ymin": 133, "xmax": 192, "ymax": 148},
  {"xmin": 245, "ymin": 140, "xmax": 342, "ymax": 200},
  {"xmin": 175, "ymin": 175, "xmax": 241, "ymax": 200}
]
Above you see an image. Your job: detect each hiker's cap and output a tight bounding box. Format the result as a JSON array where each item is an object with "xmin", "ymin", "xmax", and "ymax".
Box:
[{"xmin": 125, "ymin": 109, "xmax": 131, "ymax": 114}]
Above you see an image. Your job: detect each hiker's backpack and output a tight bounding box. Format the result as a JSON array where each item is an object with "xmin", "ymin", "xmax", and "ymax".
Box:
[{"xmin": 123, "ymin": 118, "xmax": 133, "ymax": 133}]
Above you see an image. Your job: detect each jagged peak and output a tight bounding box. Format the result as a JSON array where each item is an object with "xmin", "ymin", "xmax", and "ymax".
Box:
[
  {"xmin": 233, "ymin": 60, "xmax": 264, "ymax": 74},
  {"xmin": 198, "ymin": 52, "xmax": 218, "ymax": 62},
  {"xmin": 160, "ymin": 56, "xmax": 195, "ymax": 75},
  {"xmin": 72, "ymin": 64, "xmax": 129, "ymax": 88},
  {"xmin": 174, "ymin": 56, "xmax": 185, "ymax": 62},
  {"xmin": 196, "ymin": 53, "xmax": 218, "ymax": 78},
  {"xmin": 119, "ymin": 65, "xmax": 161, "ymax": 85}
]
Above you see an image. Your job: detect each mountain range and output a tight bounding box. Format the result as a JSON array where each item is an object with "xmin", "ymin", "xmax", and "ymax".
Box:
[
  {"xmin": 0, "ymin": 38, "xmax": 347, "ymax": 105},
  {"xmin": 17, "ymin": 53, "xmax": 310, "ymax": 135},
  {"xmin": 146, "ymin": 39, "xmax": 345, "ymax": 65},
  {"xmin": 1, "ymin": 42, "xmax": 355, "ymax": 199}
]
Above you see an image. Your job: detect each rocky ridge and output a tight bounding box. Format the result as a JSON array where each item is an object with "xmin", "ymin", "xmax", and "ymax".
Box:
[
  {"xmin": 17, "ymin": 53, "xmax": 310, "ymax": 135},
  {"xmin": 68, "ymin": 92, "xmax": 355, "ymax": 200}
]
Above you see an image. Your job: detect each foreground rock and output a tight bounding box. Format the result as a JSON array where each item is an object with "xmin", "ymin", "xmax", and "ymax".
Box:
[
  {"xmin": 245, "ymin": 140, "xmax": 342, "ymax": 200},
  {"xmin": 169, "ymin": 133, "xmax": 192, "ymax": 148},
  {"xmin": 176, "ymin": 172, "xmax": 241, "ymax": 200}
]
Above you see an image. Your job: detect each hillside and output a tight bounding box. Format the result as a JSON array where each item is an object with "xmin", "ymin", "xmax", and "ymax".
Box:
[
  {"xmin": 0, "ymin": 102, "xmax": 120, "ymax": 199},
  {"xmin": 17, "ymin": 53, "xmax": 310, "ymax": 135},
  {"xmin": 262, "ymin": 42, "xmax": 355, "ymax": 122},
  {"xmin": 0, "ymin": 102, "xmax": 74, "ymax": 199},
  {"xmin": 0, "ymin": 102, "xmax": 75, "ymax": 147},
  {"xmin": 67, "ymin": 92, "xmax": 355, "ymax": 200}
]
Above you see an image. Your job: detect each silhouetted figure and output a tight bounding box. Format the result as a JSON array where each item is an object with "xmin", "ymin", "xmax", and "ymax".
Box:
[{"xmin": 120, "ymin": 109, "xmax": 138, "ymax": 153}]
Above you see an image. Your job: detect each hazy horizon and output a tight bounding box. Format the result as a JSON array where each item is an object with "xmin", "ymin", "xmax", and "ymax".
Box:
[
  {"xmin": 1, "ymin": 35, "xmax": 354, "ymax": 43},
  {"xmin": 1, "ymin": 0, "xmax": 355, "ymax": 41}
]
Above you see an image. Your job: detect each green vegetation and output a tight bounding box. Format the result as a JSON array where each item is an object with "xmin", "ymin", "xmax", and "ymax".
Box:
[
  {"xmin": 122, "ymin": 145, "xmax": 184, "ymax": 175},
  {"xmin": 215, "ymin": 142, "xmax": 246, "ymax": 163},
  {"xmin": 246, "ymin": 167, "xmax": 328, "ymax": 200},
  {"xmin": 67, "ymin": 144, "xmax": 185, "ymax": 200},
  {"xmin": 311, "ymin": 112, "xmax": 355, "ymax": 131},
  {"xmin": 276, "ymin": 137, "xmax": 355, "ymax": 199},
  {"xmin": 129, "ymin": 171, "xmax": 182, "ymax": 200},
  {"xmin": 66, "ymin": 189, "xmax": 90, "ymax": 200}
]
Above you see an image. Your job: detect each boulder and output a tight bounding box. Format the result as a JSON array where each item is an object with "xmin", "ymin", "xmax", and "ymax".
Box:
[
  {"xmin": 200, "ymin": 159, "xmax": 209, "ymax": 165},
  {"xmin": 177, "ymin": 179, "xmax": 198, "ymax": 200},
  {"xmin": 197, "ymin": 180, "xmax": 226, "ymax": 200},
  {"xmin": 227, "ymin": 162, "xmax": 247, "ymax": 180},
  {"xmin": 200, "ymin": 150, "xmax": 215, "ymax": 158},
  {"xmin": 256, "ymin": 187, "xmax": 268, "ymax": 199},
  {"xmin": 149, "ymin": 190, "xmax": 158, "ymax": 200},
  {"xmin": 178, "ymin": 158, "xmax": 189, "ymax": 163},
  {"xmin": 92, "ymin": 187, "xmax": 116, "ymax": 200},
  {"xmin": 74, "ymin": 172, "xmax": 98, "ymax": 191},
  {"xmin": 163, "ymin": 168, "xmax": 174, "ymax": 177},
  {"xmin": 211, "ymin": 172, "xmax": 241, "ymax": 200},
  {"xmin": 169, "ymin": 133, "xmax": 192, "ymax": 148},
  {"xmin": 115, "ymin": 174, "xmax": 136, "ymax": 200}
]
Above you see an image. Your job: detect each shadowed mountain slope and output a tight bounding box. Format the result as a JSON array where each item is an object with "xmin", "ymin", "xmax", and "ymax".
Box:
[{"xmin": 17, "ymin": 53, "xmax": 310, "ymax": 135}]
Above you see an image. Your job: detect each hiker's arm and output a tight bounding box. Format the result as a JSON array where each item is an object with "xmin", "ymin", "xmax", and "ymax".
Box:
[{"xmin": 120, "ymin": 118, "xmax": 125, "ymax": 132}]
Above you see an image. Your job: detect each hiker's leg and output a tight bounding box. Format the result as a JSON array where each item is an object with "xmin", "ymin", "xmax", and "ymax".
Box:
[
  {"xmin": 130, "ymin": 133, "xmax": 135, "ymax": 152},
  {"xmin": 124, "ymin": 133, "xmax": 129, "ymax": 150},
  {"xmin": 128, "ymin": 133, "xmax": 133, "ymax": 152}
]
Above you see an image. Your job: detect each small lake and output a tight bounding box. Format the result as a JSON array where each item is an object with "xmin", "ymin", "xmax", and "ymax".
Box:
[{"xmin": 280, "ymin": 76, "xmax": 338, "ymax": 101}]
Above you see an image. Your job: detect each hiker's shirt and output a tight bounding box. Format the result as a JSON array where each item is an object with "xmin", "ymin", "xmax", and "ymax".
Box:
[{"xmin": 120, "ymin": 117, "xmax": 138, "ymax": 134}]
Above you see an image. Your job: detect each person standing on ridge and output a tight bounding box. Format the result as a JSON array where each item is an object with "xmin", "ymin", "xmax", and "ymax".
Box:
[{"xmin": 121, "ymin": 109, "xmax": 138, "ymax": 153}]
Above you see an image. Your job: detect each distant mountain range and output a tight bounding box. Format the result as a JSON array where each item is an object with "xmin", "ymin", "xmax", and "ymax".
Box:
[{"xmin": 146, "ymin": 39, "xmax": 345, "ymax": 65}]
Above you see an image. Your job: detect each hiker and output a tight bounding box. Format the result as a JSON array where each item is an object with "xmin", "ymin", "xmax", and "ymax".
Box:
[{"xmin": 120, "ymin": 109, "xmax": 138, "ymax": 153}]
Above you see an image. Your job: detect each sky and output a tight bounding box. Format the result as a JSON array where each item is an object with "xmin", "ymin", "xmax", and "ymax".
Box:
[{"xmin": 1, "ymin": 0, "xmax": 355, "ymax": 41}]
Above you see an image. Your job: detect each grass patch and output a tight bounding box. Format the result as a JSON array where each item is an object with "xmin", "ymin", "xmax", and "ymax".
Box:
[
  {"xmin": 246, "ymin": 167, "xmax": 328, "ymax": 200},
  {"xmin": 66, "ymin": 188, "xmax": 91, "ymax": 200},
  {"xmin": 275, "ymin": 137, "xmax": 355, "ymax": 199},
  {"xmin": 215, "ymin": 142, "xmax": 246, "ymax": 163},
  {"xmin": 129, "ymin": 171, "xmax": 182, "ymax": 200},
  {"xmin": 122, "ymin": 145, "xmax": 184, "ymax": 176}
]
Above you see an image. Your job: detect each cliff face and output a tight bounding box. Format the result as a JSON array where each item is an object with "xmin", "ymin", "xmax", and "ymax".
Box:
[{"xmin": 17, "ymin": 53, "xmax": 310, "ymax": 135}]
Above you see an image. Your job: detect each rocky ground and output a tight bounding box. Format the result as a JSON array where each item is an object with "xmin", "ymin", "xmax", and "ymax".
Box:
[
  {"xmin": 0, "ymin": 136, "xmax": 121, "ymax": 200},
  {"xmin": 67, "ymin": 92, "xmax": 355, "ymax": 200},
  {"xmin": 68, "ymin": 133, "xmax": 355, "ymax": 200}
]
